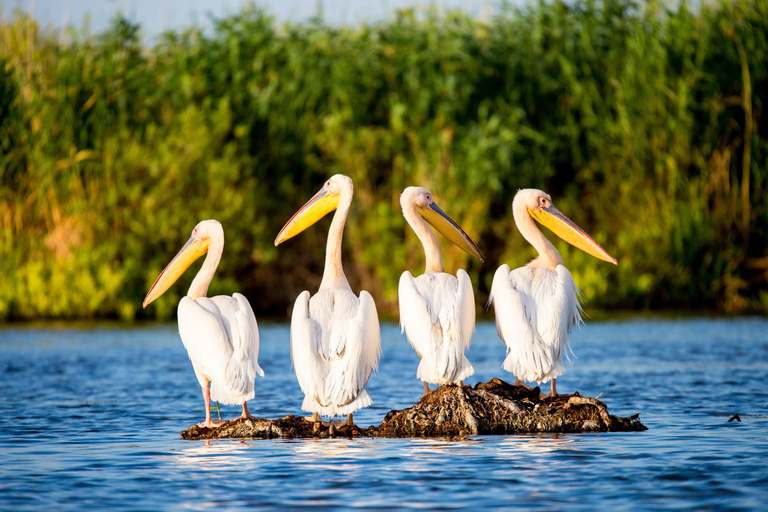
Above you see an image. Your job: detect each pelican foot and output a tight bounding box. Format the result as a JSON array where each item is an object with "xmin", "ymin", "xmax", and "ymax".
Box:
[
  {"xmin": 541, "ymin": 379, "xmax": 557, "ymax": 398},
  {"xmin": 326, "ymin": 414, "xmax": 355, "ymax": 427},
  {"xmin": 305, "ymin": 414, "xmax": 332, "ymax": 427},
  {"xmin": 422, "ymin": 381, "xmax": 431, "ymax": 397},
  {"xmin": 514, "ymin": 378, "xmax": 532, "ymax": 390},
  {"xmin": 197, "ymin": 419, "xmax": 226, "ymax": 429},
  {"xmin": 239, "ymin": 403, "xmax": 255, "ymax": 421},
  {"xmin": 540, "ymin": 378, "xmax": 558, "ymax": 399}
]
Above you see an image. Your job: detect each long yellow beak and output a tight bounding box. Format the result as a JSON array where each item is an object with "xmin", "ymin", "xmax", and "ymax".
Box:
[
  {"xmin": 274, "ymin": 188, "xmax": 340, "ymax": 246},
  {"xmin": 529, "ymin": 205, "xmax": 617, "ymax": 265},
  {"xmin": 417, "ymin": 202, "xmax": 485, "ymax": 261},
  {"xmin": 143, "ymin": 236, "xmax": 210, "ymax": 308}
]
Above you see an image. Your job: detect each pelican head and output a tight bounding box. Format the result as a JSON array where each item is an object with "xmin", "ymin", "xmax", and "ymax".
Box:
[
  {"xmin": 515, "ymin": 189, "xmax": 617, "ymax": 265},
  {"xmin": 143, "ymin": 220, "xmax": 223, "ymax": 308},
  {"xmin": 401, "ymin": 186, "xmax": 484, "ymax": 261},
  {"xmin": 274, "ymin": 174, "xmax": 352, "ymax": 246}
]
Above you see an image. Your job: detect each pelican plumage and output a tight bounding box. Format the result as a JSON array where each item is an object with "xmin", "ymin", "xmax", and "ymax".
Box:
[
  {"xmin": 274, "ymin": 174, "xmax": 381, "ymax": 426},
  {"xmin": 143, "ymin": 220, "xmax": 264, "ymax": 427},
  {"xmin": 398, "ymin": 187, "xmax": 485, "ymax": 395},
  {"xmin": 488, "ymin": 189, "xmax": 617, "ymax": 397}
]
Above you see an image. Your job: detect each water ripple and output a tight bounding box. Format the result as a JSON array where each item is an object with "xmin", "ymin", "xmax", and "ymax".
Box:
[{"xmin": 1, "ymin": 318, "xmax": 767, "ymax": 510}]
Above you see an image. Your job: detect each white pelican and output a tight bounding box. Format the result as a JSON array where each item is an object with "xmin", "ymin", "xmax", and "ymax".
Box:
[
  {"xmin": 143, "ymin": 220, "xmax": 264, "ymax": 427},
  {"xmin": 488, "ymin": 189, "xmax": 617, "ymax": 397},
  {"xmin": 398, "ymin": 187, "xmax": 485, "ymax": 395},
  {"xmin": 274, "ymin": 174, "xmax": 381, "ymax": 426}
]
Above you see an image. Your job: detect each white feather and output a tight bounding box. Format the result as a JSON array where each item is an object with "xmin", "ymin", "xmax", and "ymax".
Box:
[
  {"xmin": 398, "ymin": 270, "xmax": 475, "ymax": 385},
  {"xmin": 291, "ymin": 286, "xmax": 382, "ymax": 417},
  {"xmin": 289, "ymin": 291, "xmax": 326, "ymax": 407},
  {"xmin": 177, "ymin": 293, "xmax": 263, "ymax": 405},
  {"xmin": 489, "ymin": 264, "xmax": 582, "ymax": 383}
]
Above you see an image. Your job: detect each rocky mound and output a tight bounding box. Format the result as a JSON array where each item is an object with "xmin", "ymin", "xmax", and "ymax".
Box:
[{"xmin": 181, "ymin": 378, "xmax": 647, "ymax": 440}]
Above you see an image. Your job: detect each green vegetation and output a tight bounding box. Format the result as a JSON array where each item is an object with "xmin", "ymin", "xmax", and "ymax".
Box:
[{"xmin": 1, "ymin": 0, "xmax": 767, "ymax": 321}]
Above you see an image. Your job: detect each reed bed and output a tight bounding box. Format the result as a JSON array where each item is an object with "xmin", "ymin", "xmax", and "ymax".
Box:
[{"xmin": 1, "ymin": 0, "xmax": 766, "ymax": 320}]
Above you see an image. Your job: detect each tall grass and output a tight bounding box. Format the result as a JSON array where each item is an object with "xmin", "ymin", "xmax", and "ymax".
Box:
[{"xmin": 1, "ymin": 0, "xmax": 767, "ymax": 320}]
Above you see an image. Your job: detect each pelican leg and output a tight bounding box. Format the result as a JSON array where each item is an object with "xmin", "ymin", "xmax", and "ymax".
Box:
[
  {"xmin": 423, "ymin": 381, "xmax": 431, "ymax": 396},
  {"xmin": 306, "ymin": 412, "xmax": 332, "ymax": 426},
  {"xmin": 514, "ymin": 378, "xmax": 532, "ymax": 390},
  {"xmin": 239, "ymin": 402, "xmax": 254, "ymax": 421},
  {"xmin": 329, "ymin": 414, "xmax": 354, "ymax": 427},
  {"xmin": 542, "ymin": 378, "xmax": 558, "ymax": 399},
  {"xmin": 198, "ymin": 384, "xmax": 225, "ymax": 428}
]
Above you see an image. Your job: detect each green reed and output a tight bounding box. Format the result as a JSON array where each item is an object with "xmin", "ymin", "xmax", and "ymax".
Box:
[{"xmin": 0, "ymin": 0, "xmax": 766, "ymax": 320}]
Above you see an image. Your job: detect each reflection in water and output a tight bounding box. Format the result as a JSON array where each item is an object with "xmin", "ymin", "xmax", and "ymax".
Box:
[
  {"xmin": 284, "ymin": 438, "xmax": 393, "ymax": 475},
  {"xmin": 496, "ymin": 434, "xmax": 574, "ymax": 455},
  {"xmin": 175, "ymin": 439, "xmax": 255, "ymax": 472}
]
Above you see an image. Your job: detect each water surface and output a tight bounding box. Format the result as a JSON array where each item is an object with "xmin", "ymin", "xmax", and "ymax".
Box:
[{"xmin": 1, "ymin": 318, "xmax": 767, "ymax": 510}]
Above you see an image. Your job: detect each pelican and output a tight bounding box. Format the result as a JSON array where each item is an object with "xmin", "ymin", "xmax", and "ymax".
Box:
[
  {"xmin": 143, "ymin": 220, "xmax": 264, "ymax": 427},
  {"xmin": 488, "ymin": 189, "xmax": 617, "ymax": 397},
  {"xmin": 398, "ymin": 187, "xmax": 485, "ymax": 395},
  {"xmin": 274, "ymin": 174, "xmax": 381, "ymax": 426}
]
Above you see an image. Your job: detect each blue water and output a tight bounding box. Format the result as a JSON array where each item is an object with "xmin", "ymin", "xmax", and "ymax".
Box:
[{"xmin": 1, "ymin": 318, "xmax": 767, "ymax": 510}]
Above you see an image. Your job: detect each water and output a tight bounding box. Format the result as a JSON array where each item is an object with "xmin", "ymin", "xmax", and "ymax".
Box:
[{"xmin": 1, "ymin": 318, "xmax": 767, "ymax": 510}]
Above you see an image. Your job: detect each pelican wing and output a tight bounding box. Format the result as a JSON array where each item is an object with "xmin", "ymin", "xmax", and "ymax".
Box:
[
  {"xmin": 290, "ymin": 290, "xmax": 327, "ymax": 406},
  {"xmin": 456, "ymin": 269, "xmax": 476, "ymax": 351},
  {"xmin": 531, "ymin": 266, "xmax": 583, "ymax": 366},
  {"xmin": 231, "ymin": 293, "xmax": 264, "ymax": 377},
  {"xmin": 177, "ymin": 296, "xmax": 233, "ymax": 389},
  {"xmin": 325, "ymin": 290, "xmax": 381, "ymax": 408},
  {"xmin": 182, "ymin": 295, "xmax": 262, "ymax": 404},
  {"xmin": 398, "ymin": 271, "xmax": 433, "ymax": 360},
  {"xmin": 489, "ymin": 264, "xmax": 553, "ymax": 383},
  {"xmin": 221, "ymin": 293, "xmax": 264, "ymax": 396},
  {"xmin": 399, "ymin": 271, "xmax": 474, "ymax": 384}
]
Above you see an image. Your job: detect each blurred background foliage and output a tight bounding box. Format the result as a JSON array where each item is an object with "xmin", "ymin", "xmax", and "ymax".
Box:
[{"xmin": 0, "ymin": 0, "xmax": 767, "ymax": 321}]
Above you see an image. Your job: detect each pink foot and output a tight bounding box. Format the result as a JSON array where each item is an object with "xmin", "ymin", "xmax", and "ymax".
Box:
[
  {"xmin": 514, "ymin": 378, "xmax": 532, "ymax": 390},
  {"xmin": 197, "ymin": 419, "xmax": 225, "ymax": 428},
  {"xmin": 306, "ymin": 412, "xmax": 331, "ymax": 426},
  {"xmin": 198, "ymin": 384, "xmax": 226, "ymax": 428},
  {"xmin": 239, "ymin": 403, "xmax": 255, "ymax": 421},
  {"xmin": 541, "ymin": 378, "xmax": 558, "ymax": 398}
]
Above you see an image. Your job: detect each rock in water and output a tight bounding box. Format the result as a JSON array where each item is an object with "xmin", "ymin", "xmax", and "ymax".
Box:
[
  {"xmin": 370, "ymin": 378, "xmax": 647, "ymax": 437},
  {"xmin": 181, "ymin": 415, "xmax": 365, "ymax": 440},
  {"xmin": 180, "ymin": 378, "xmax": 647, "ymax": 440}
]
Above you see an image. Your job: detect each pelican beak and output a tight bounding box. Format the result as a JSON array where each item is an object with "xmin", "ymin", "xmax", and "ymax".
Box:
[
  {"xmin": 143, "ymin": 236, "xmax": 210, "ymax": 308},
  {"xmin": 274, "ymin": 187, "xmax": 340, "ymax": 246},
  {"xmin": 417, "ymin": 202, "xmax": 485, "ymax": 261},
  {"xmin": 529, "ymin": 205, "xmax": 617, "ymax": 265}
]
